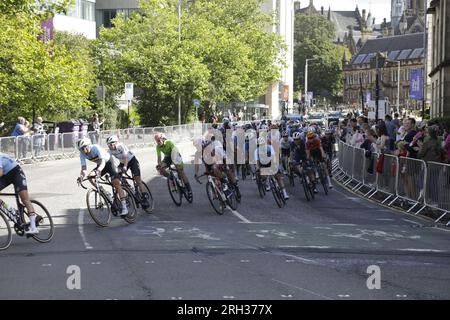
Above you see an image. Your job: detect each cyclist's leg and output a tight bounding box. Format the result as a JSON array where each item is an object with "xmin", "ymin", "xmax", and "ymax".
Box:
[
  {"xmin": 12, "ymin": 167, "xmax": 38, "ymax": 233},
  {"xmin": 129, "ymin": 158, "xmax": 145, "ymax": 194},
  {"xmin": 159, "ymin": 157, "xmax": 171, "ymax": 178},
  {"xmin": 104, "ymin": 160, "xmax": 128, "ymax": 215}
]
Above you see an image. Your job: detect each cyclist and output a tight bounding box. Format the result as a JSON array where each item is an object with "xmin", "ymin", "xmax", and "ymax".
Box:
[
  {"xmin": 154, "ymin": 133, "xmax": 192, "ymax": 199},
  {"xmin": 280, "ymin": 131, "xmax": 293, "ymax": 174},
  {"xmin": 321, "ymin": 129, "xmax": 336, "ymax": 183},
  {"xmin": 78, "ymin": 137, "xmax": 129, "ymax": 216},
  {"xmin": 290, "ymin": 132, "xmax": 316, "ymax": 189},
  {"xmin": 0, "ymin": 153, "xmax": 39, "ymax": 234},
  {"xmin": 106, "ymin": 135, "xmax": 150, "ymax": 209},
  {"xmin": 255, "ymin": 136, "xmax": 289, "ymax": 200},
  {"xmin": 306, "ymin": 131, "xmax": 332, "ymax": 190}
]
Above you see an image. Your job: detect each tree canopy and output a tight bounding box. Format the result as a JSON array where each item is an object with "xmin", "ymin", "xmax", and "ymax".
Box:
[
  {"xmin": 294, "ymin": 13, "xmax": 350, "ymax": 102},
  {"xmin": 96, "ymin": 0, "xmax": 286, "ymax": 127}
]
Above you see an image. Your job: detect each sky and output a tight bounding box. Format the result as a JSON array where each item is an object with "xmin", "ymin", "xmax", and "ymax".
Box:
[{"xmin": 308, "ymin": 0, "xmax": 392, "ymax": 24}]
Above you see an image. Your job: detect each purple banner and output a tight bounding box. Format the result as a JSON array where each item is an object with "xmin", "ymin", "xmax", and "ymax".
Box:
[
  {"xmin": 410, "ymin": 68, "xmax": 423, "ymax": 101},
  {"xmin": 40, "ymin": 18, "xmax": 54, "ymax": 43}
]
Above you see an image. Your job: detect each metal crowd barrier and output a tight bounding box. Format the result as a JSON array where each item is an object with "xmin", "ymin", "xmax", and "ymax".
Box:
[
  {"xmin": 334, "ymin": 141, "xmax": 450, "ymax": 226},
  {"xmin": 417, "ymin": 161, "xmax": 450, "ymax": 225},
  {"xmin": 368, "ymin": 153, "xmax": 398, "ymax": 204},
  {"xmin": 389, "ymin": 157, "xmax": 427, "ymax": 213}
]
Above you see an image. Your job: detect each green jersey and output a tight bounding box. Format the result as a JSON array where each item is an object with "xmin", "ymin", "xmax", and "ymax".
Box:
[{"xmin": 156, "ymin": 140, "xmax": 176, "ymax": 158}]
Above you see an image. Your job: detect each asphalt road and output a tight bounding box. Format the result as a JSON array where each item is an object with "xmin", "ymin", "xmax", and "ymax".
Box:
[{"xmin": 1, "ymin": 142, "xmax": 450, "ymax": 300}]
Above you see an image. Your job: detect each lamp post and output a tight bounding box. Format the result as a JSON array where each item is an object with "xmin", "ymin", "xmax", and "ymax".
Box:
[
  {"xmin": 305, "ymin": 58, "xmax": 317, "ymax": 111},
  {"xmin": 397, "ymin": 60, "xmax": 400, "ymax": 114},
  {"xmin": 178, "ymin": 0, "xmax": 182, "ymax": 126}
]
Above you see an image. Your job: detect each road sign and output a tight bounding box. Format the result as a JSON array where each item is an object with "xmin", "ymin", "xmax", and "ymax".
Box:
[
  {"xmin": 125, "ymin": 83, "xmax": 134, "ymax": 101},
  {"xmin": 193, "ymin": 99, "xmax": 200, "ymax": 108}
]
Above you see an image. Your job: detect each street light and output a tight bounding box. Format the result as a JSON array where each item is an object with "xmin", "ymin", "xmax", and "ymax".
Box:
[
  {"xmin": 304, "ymin": 58, "xmax": 317, "ymax": 110},
  {"xmin": 178, "ymin": 0, "xmax": 182, "ymax": 126}
]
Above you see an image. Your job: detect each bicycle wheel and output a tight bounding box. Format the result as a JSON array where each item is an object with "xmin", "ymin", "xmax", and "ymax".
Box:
[
  {"xmin": 122, "ymin": 187, "xmax": 138, "ymax": 224},
  {"xmin": 167, "ymin": 174, "xmax": 182, "ymax": 206},
  {"xmin": 270, "ymin": 178, "xmax": 285, "ymax": 208},
  {"xmin": 241, "ymin": 165, "xmax": 247, "ymax": 181},
  {"xmin": 86, "ymin": 188, "xmax": 111, "ymax": 227},
  {"xmin": 23, "ymin": 200, "xmax": 54, "ymax": 243},
  {"xmin": 301, "ymin": 175, "xmax": 311, "ymax": 201},
  {"xmin": 206, "ymin": 181, "xmax": 225, "ymax": 215},
  {"xmin": 226, "ymin": 185, "xmax": 238, "ymax": 211},
  {"xmin": 182, "ymin": 182, "xmax": 193, "ymax": 204},
  {"xmin": 256, "ymin": 175, "xmax": 266, "ymax": 198},
  {"xmin": 140, "ymin": 182, "xmax": 155, "ymax": 214},
  {"xmin": 320, "ymin": 166, "xmax": 329, "ymax": 196},
  {"xmin": 0, "ymin": 211, "xmax": 12, "ymax": 251}
]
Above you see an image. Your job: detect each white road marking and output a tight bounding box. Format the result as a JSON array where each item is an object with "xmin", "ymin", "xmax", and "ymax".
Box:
[
  {"xmin": 398, "ymin": 248, "xmax": 445, "ymax": 253},
  {"xmin": 300, "ymin": 246, "xmax": 331, "ymax": 249},
  {"xmin": 281, "ymin": 294, "xmax": 293, "ymax": 298},
  {"xmin": 78, "ymin": 209, "xmax": 93, "ymax": 250},
  {"xmin": 41, "ymin": 264, "xmax": 52, "ymax": 267},
  {"xmin": 145, "ymin": 261, "xmax": 155, "ymax": 264},
  {"xmin": 91, "ymin": 262, "xmax": 101, "ymax": 265},
  {"xmin": 332, "ymin": 224, "xmax": 357, "ymax": 226},
  {"xmin": 402, "ymin": 219, "xmax": 423, "ymax": 227},
  {"xmin": 396, "ymin": 294, "xmax": 408, "ymax": 298},
  {"xmin": 240, "ymin": 260, "xmax": 250, "ymax": 263},
  {"xmin": 229, "ymin": 208, "xmax": 252, "ymax": 223},
  {"xmin": 377, "ymin": 219, "xmax": 395, "ymax": 221},
  {"xmin": 285, "ymin": 260, "xmax": 295, "ymax": 263},
  {"xmin": 171, "ymin": 297, "xmax": 183, "ymax": 300},
  {"xmin": 338, "ymin": 294, "xmax": 351, "ymax": 298},
  {"xmin": 223, "ymin": 296, "xmax": 235, "ymax": 299},
  {"xmin": 193, "ymin": 260, "xmax": 202, "ymax": 263},
  {"xmin": 314, "ymin": 227, "xmax": 332, "ymax": 230}
]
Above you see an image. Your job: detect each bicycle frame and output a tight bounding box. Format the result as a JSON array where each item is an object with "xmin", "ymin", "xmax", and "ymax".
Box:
[{"xmin": 0, "ymin": 193, "xmax": 27, "ymax": 227}]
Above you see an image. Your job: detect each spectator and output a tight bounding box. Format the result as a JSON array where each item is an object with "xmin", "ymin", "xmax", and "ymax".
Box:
[
  {"xmin": 12, "ymin": 117, "xmax": 30, "ymax": 159},
  {"xmin": 444, "ymin": 125, "xmax": 450, "ymax": 164},
  {"xmin": 417, "ymin": 125, "xmax": 442, "ymax": 162},
  {"xmin": 392, "ymin": 112, "xmax": 401, "ymax": 128},
  {"xmin": 403, "ymin": 118, "xmax": 418, "ymax": 158},
  {"xmin": 90, "ymin": 113, "xmax": 103, "ymax": 144},
  {"xmin": 210, "ymin": 113, "xmax": 218, "ymax": 124},
  {"xmin": 360, "ymin": 128, "xmax": 376, "ymax": 151},
  {"xmin": 384, "ymin": 114, "xmax": 397, "ymax": 151},
  {"xmin": 32, "ymin": 116, "xmax": 46, "ymax": 157},
  {"xmin": 372, "ymin": 122, "xmax": 390, "ymax": 154}
]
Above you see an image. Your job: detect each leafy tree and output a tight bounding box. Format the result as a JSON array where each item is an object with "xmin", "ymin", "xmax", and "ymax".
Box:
[
  {"xmin": 95, "ymin": 0, "xmax": 286, "ymax": 127},
  {"xmin": 0, "ymin": 12, "xmax": 96, "ymax": 133},
  {"xmin": 294, "ymin": 13, "xmax": 348, "ymax": 102}
]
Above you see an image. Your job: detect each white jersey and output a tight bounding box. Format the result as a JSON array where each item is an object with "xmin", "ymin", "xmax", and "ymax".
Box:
[{"xmin": 109, "ymin": 143, "xmax": 134, "ymax": 164}]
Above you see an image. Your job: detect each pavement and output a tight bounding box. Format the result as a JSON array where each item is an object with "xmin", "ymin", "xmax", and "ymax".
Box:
[{"xmin": 1, "ymin": 142, "xmax": 450, "ymax": 300}]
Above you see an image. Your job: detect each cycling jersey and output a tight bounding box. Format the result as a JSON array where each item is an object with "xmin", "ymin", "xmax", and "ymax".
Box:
[
  {"xmin": 321, "ymin": 136, "xmax": 335, "ymax": 154},
  {"xmin": 306, "ymin": 138, "xmax": 322, "ymax": 151},
  {"xmin": 0, "ymin": 153, "xmax": 18, "ymax": 175},
  {"xmin": 156, "ymin": 140, "xmax": 176, "ymax": 158},
  {"xmin": 280, "ymin": 137, "xmax": 293, "ymax": 156},
  {"xmin": 290, "ymin": 141, "xmax": 307, "ymax": 163},
  {"xmin": 109, "ymin": 143, "xmax": 135, "ymax": 164},
  {"xmin": 79, "ymin": 145, "xmax": 110, "ymax": 167},
  {"xmin": 255, "ymin": 145, "xmax": 275, "ymax": 167}
]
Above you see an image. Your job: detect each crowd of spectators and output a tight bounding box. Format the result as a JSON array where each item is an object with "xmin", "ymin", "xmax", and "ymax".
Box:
[{"xmin": 338, "ymin": 112, "xmax": 450, "ymax": 165}]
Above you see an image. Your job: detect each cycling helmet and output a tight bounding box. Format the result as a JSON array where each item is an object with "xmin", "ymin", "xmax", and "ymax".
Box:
[
  {"xmin": 307, "ymin": 132, "xmax": 316, "ymax": 139},
  {"xmin": 154, "ymin": 132, "xmax": 166, "ymax": 143},
  {"xmin": 282, "ymin": 131, "xmax": 289, "ymax": 138},
  {"xmin": 106, "ymin": 135, "xmax": 119, "ymax": 145},
  {"xmin": 223, "ymin": 118, "xmax": 230, "ymax": 125},
  {"xmin": 292, "ymin": 132, "xmax": 302, "ymax": 140},
  {"xmin": 77, "ymin": 137, "xmax": 92, "ymax": 150}
]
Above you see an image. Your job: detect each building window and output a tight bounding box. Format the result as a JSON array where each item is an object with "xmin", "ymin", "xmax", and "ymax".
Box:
[{"xmin": 66, "ymin": 0, "xmax": 95, "ymax": 21}]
